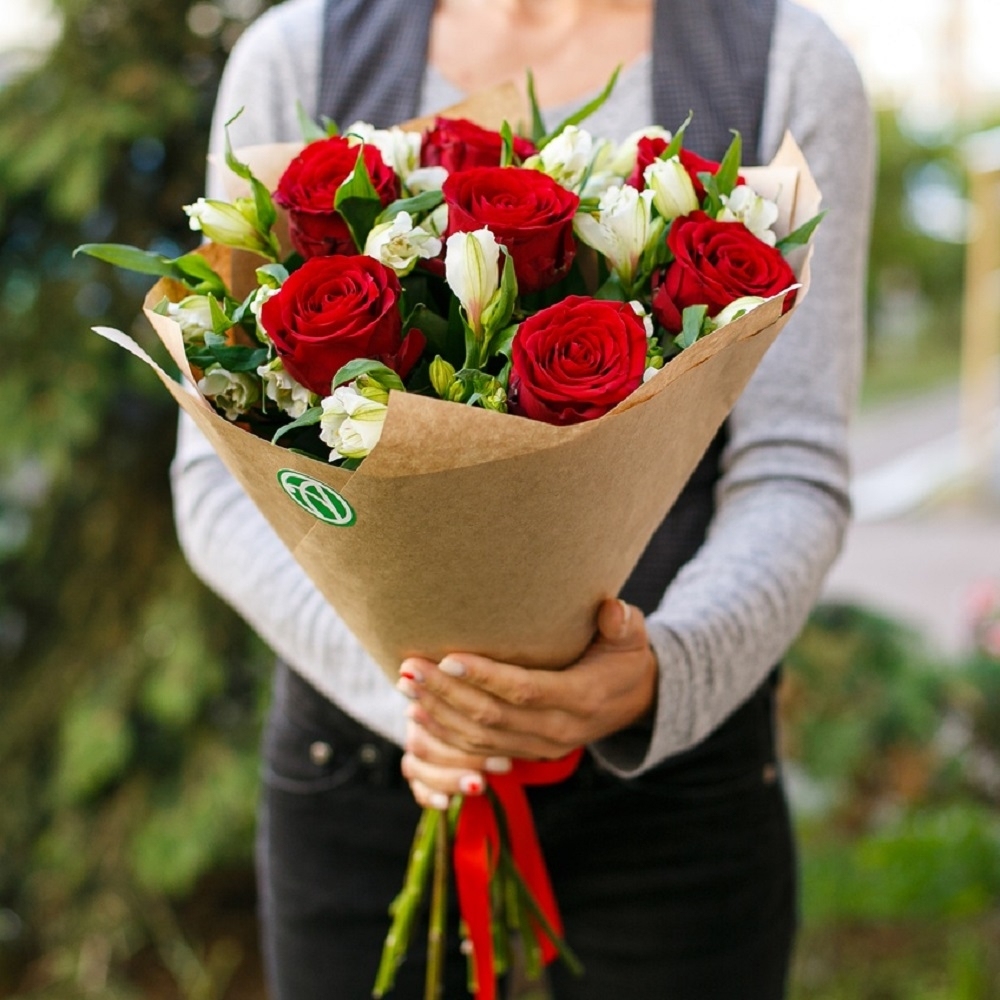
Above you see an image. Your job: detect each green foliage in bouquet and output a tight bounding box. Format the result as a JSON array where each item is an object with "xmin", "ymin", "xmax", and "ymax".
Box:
[{"xmin": 0, "ymin": 1, "xmax": 279, "ymax": 997}]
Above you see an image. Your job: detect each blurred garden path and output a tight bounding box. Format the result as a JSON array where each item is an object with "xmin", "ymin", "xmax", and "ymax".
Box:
[{"xmin": 824, "ymin": 380, "xmax": 1000, "ymax": 657}]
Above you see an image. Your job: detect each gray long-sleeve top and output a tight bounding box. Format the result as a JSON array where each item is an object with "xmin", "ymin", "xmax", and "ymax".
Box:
[{"xmin": 171, "ymin": 0, "xmax": 875, "ymax": 775}]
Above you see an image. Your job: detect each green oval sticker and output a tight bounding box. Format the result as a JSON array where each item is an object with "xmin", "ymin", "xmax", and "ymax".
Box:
[{"xmin": 276, "ymin": 469, "xmax": 356, "ymax": 526}]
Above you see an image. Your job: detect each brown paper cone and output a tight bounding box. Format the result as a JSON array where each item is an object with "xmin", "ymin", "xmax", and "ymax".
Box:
[{"xmin": 105, "ymin": 112, "xmax": 820, "ymax": 681}]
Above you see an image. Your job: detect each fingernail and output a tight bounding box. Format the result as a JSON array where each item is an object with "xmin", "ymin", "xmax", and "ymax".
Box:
[
  {"xmin": 399, "ymin": 664, "xmax": 424, "ymax": 682},
  {"xmin": 439, "ymin": 657, "xmax": 466, "ymax": 678},
  {"xmin": 396, "ymin": 677, "xmax": 419, "ymax": 699},
  {"xmin": 484, "ymin": 756, "xmax": 512, "ymax": 774},
  {"xmin": 459, "ymin": 774, "xmax": 484, "ymax": 795},
  {"xmin": 430, "ymin": 791, "xmax": 450, "ymax": 810},
  {"xmin": 617, "ymin": 599, "xmax": 631, "ymax": 637}
]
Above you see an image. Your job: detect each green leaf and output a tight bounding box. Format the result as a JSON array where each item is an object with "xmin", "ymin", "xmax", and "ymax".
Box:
[
  {"xmin": 526, "ymin": 70, "xmax": 547, "ymax": 145},
  {"xmin": 334, "ymin": 148, "xmax": 383, "ymax": 250},
  {"xmin": 777, "ymin": 210, "xmax": 828, "ymax": 254},
  {"xmin": 698, "ymin": 172, "xmax": 723, "ymax": 217},
  {"xmin": 594, "ymin": 273, "xmax": 628, "ymax": 301},
  {"xmin": 296, "ymin": 100, "xmax": 329, "ymax": 143},
  {"xmin": 482, "ymin": 251, "xmax": 518, "ymax": 346},
  {"xmin": 256, "ymin": 262, "xmax": 290, "ymax": 288},
  {"xmin": 715, "ymin": 131, "xmax": 743, "ymax": 199},
  {"xmin": 187, "ymin": 343, "xmax": 269, "ymax": 373},
  {"xmin": 674, "ymin": 304, "xmax": 709, "ymax": 349},
  {"xmin": 332, "ymin": 358, "xmax": 405, "ymax": 392},
  {"xmin": 223, "ymin": 116, "xmax": 277, "ymax": 236},
  {"xmin": 499, "ymin": 121, "xmax": 515, "ymax": 168},
  {"xmin": 271, "ymin": 405, "xmax": 323, "ymax": 444},
  {"xmin": 208, "ymin": 295, "xmax": 234, "ymax": 336},
  {"xmin": 376, "ymin": 189, "xmax": 444, "ymax": 224},
  {"xmin": 661, "ymin": 112, "xmax": 693, "ymax": 161},
  {"xmin": 404, "ymin": 303, "xmax": 452, "ymax": 357},
  {"xmin": 539, "ymin": 66, "xmax": 621, "ymax": 150},
  {"xmin": 73, "ymin": 243, "xmax": 227, "ymax": 296}
]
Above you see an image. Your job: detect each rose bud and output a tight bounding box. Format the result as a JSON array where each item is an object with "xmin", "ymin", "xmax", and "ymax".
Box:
[{"xmin": 421, "ymin": 117, "xmax": 537, "ymax": 172}]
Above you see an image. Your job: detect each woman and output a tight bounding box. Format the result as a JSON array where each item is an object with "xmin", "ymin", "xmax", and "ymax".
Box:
[{"xmin": 172, "ymin": 0, "xmax": 874, "ymax": 996}]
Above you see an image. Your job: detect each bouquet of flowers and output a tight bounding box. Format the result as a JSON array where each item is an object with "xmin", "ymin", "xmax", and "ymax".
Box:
[{"xmin": 78, "ymin": 78, "xmax": 822, "ymax": 999}]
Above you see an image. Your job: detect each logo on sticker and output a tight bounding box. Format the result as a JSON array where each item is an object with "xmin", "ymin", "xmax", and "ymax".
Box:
[{"xmin": 276, "ymin": 470, "xmax": 356, "ymax": 526}]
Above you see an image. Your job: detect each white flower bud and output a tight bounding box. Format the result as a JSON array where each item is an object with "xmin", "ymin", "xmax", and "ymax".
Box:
[
  {"xmin": 364, "ymin": 211, "xmax": 442, "ymax": 276},
  {"xmin": 608, "ymin": 126, "xmax": 673, "ymax": 177},
  {"xmin": 711, "ymin": 295, "xmax": 766, "ymax": 328},
  {"xmin": 573, "ymin": 184, "xmax": 659, "ymax": 287},
  {"xmin": 257, "ymin": 357, "xmax": 315, "ymax": 419},
  {"xmin": 249, "ymin": 284, "xmax": 280, "ymax": 343},
  {"xmin": 405, "ymin": 166, "xmax": 449, "ymax": 195},
  {"xmin": 644, "ymin": 155, "xmax": 700, "ymax": 222},
  {"xmin": 629, "ymin": 300, "xmax": 655, "ymax": 339},
  {"xmin": 319, "ymin": 383, "xmax": 389, "ymax": 461},
  {"xmin": 166, "ymin": 295, "xmax": 214, "ymax": 345},
  {"xmin": 184, "ymin": 197, "xmax": 272, "ymax": 255},
  {"xmin": 444, "ymin": 228, "xmax": 501, "ymax": 335},
  {"xmin": 197, "ymin": 365, "xmax": 261, "ymax": 421},
  {"xmin": 717, "ymin": 185, "xmax": 779, "ymax": 246},
  {"xmin": 345, "ymin": 121, "xmax": 422, "ymax": 178},
  {"xmin": 525, "ymin": 125, "xmax": 595, "ymax": 189}
]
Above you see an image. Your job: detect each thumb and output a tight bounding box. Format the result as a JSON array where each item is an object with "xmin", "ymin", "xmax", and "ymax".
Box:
[{"xmin": 596, "ymin": 598, "xmax": 646, "ymax": 648}]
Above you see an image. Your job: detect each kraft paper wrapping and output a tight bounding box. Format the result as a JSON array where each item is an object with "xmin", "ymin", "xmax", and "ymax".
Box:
[{"xmin": 99, "ymin": 94, "xmax": 820, "ymax": 681}]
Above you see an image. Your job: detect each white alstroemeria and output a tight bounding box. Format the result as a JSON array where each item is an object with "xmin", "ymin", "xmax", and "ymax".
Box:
[
  {"xmin": 642, "ymin": 365, "xmax": 661, "ymax": 384},
  {"xmin": 525, "ymin": 125, "xmax": 595, "ymax": 190},
  {"xmin": 345, "ymin": 120, "xmax": 421, "ymax": 179},
  {"xmin": 711, "ymin": 295, "xmax": 766, "ymax": 328},
  {"xmin": 644, "ymin": 155, "xmax": 699, "ymax": 222},
  {"xmin": 248, "ymin": 284, "xmax": 280, "ymax": 344},
  {"xmin": 422, "ymin": 202, "xmax": 450, "ymax": 239},
  {"xmin": 184, "ymin": 197, "xmax": 273, "ymax": 256},
  {"xmin": 197, "ymin": 365, "xmax": 261, "ymax": 421},
  {"xmin": 573, "ymin": 184, "xmax": 660, "ymax": 288},
  {"xmin": 257, "ymin": 357, "xmax": 315, "ymax": 419},
  {"xmin": 444, "ymin": 228, "xmax": 501, "ymax": 334},
  {"xmin": 718, "ymin": 185, "xmax": 779, "ymax": 246},
  {"xmin": 364, "ymin": 212, "xmax": 443, "ymax": 276},
  {"xmin": 319, "ymin": 383, "xmax": 389, "ymax": 461},
  {"xmin": 166, "ymin": 295, "xmax": 215, "ymax": 345},
  {"xmin": 629, "ymin": 300, "xmax": 655, "ymax": 339},
  {"xmin": 607, "ymin": 125, "xmax": 673, "ymax": 177},
  {"xmin": 405, "ymin": 166, "xmax": 448, "ymax": 194}
]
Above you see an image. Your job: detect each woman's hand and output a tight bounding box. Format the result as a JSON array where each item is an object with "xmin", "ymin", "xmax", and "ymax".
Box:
[
  {"xmin": 397, "ymin": 598, "xmax": 657, "ymax": 763},
  {"xmin": 401, "ymin": 718, "xmax": 511, "ymax": 811}
]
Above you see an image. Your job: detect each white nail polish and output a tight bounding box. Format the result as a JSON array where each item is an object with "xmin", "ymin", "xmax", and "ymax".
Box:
[
  {"xmin": 430, "ymin": 791, "xmax": 450, "ymax": 810},
  {"xmin": 439, "ymin": 657, "xmax": 466, "ymax": 677},
  {"xmin": 485, "ymin": 756, "xmax": 512, "ymax": 774}
]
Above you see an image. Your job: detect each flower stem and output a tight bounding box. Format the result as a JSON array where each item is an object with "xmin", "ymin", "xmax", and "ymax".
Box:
[
  {"xmin": 373, "ymin": 808, "xmax": 438, "ymax": 998},
  {"xmin": 424, "ymin": 807, "xmax": 451, "ymax": 1000}
]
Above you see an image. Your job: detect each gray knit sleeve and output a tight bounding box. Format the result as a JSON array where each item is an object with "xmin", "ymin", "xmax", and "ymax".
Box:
[{"xmin": 591, "ymin": 1, "xmax": 876, "ymax": 775}]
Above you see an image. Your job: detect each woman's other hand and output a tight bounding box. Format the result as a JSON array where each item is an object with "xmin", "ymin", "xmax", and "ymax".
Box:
[{"xmin": 397, "ymin": 599, "xmax": 657, "ymax": 763}]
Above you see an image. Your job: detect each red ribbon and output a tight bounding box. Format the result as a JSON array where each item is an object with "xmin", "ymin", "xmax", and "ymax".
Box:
[{"xmin": 453, "ymin": 748, "xmax": 583, "ymax": 1000}]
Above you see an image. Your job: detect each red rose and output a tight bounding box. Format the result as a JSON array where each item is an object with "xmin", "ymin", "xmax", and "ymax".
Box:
[
  {"xmin": 442, "ymin": 167, "xmax": 579, "ymax": 295},
  {"xmin": 651, "ymin": 212, "xmax": 797, "ymax": 333},
  {"xmin": 509, "ymin": 296, "xmax": 648, "ymax": 425},
  {"xmin": 274, "ymin": 137, "xmax": 400, "ymax": 259},
  {"xmin": 421, "ymin": 117, "xmax": 537, "ymax": 172},
  {"xmin": 627, "ymin": 138, "xmax": 743, "ymax": 201},
  {"xmin": 260, "ymin": 255, "xmax": 423, "ymax": 396}
]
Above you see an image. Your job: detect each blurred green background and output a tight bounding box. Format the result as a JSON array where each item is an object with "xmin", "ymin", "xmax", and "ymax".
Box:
[{"xmin": 0, "ymin": 1, "xmax": 998, "ymax": 997}]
